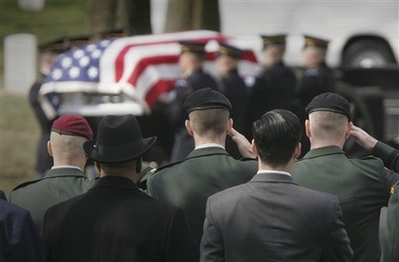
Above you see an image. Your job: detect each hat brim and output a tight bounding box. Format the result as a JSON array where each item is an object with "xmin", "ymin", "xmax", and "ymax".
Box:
[{"xmin": 83, "ymin": 136, "xmax": 157, "ymax": 163}]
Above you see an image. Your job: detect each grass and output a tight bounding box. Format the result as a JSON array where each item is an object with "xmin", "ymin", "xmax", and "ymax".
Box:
[
  {"xmin": 0, "ymin": 90, "xmax": 40, "ymax": 196},
  {"xmin": 0, "ymin": 0, "xmax": 86, "ymax": 197}
]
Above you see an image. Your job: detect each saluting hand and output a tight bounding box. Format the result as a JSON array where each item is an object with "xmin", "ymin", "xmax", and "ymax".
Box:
[
  {"xmin": 228, "ymin": 128, "xmax": 256, "ymax": 159},
  {"xmin": 350, "ymin": 125, "xmax": 378, "ymax": 152}
]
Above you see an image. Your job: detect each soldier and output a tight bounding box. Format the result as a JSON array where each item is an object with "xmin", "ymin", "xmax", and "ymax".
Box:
[
  {"xmin": 247, "ymin": 34, "xmax": 297, "ymax": 138},
  {"xmin": 297, "ymin": 35, "xmax": 336, "ymax": 109},
  {"xmin": 147, "ymin": 88, "xmax": 257, "ymax": 253},
  {"xmin": 297, "ymin": 35, "xmax": 336, "ymax": 156},
  {"xmin": 215, "ymin": 42, "xmax": 248, "ymax": 159},
  {"xmin": 168, "ymin": 40, "xmax": 219, "ymax": 162},
  {"xmin": 291, "ymin": 93, "xmax": 399, "ymax": 261},
  {"xmin": 29, "ymin": 37, "xmax": 70, "ymax": 178}
]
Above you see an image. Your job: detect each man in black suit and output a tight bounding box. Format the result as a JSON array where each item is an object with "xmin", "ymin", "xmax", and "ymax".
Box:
[
  {"xmin": 44, "ymin": 114, "xmax": 198, "ymax": 262},
  {"xmin": 215, "ymin": 42, "xmax": 248, "ymax": 158},
  {"xmin": 200, "ymin": 109, "xmax": 353, "ymax": 261},
  {"xmin": 168, "ymin": 41, "xmax": 219, "ymax": 162},
  {"xmin": 247, "ymin": 34, "xmax": 297, "ymax": 138}
]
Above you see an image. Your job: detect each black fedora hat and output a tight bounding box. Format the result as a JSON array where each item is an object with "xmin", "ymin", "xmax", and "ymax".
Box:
[{"xmin": 83, "ymin": 114, "xmax": 156, "ymax": 163}]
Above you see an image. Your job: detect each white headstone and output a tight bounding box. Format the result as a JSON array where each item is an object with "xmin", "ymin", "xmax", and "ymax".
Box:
[
  {"xmin": 4, "ymin": 34, "xmax": 37, "ymax": 92},
  {"xmin": 18, "ymin": 0, "xmax": 45, "ymax": 11}
]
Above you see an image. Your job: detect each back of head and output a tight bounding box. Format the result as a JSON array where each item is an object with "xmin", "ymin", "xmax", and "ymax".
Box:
[
  {"xmin": 50, "ymin": 114, "xmax": 93, "ymax": 164},
  {"xmin": 253, "ymin": 109, "xmax": 302, "ymax": 167},
  {"xmin": 183, "ymin": 88, "xmax": 232, "ymax": 140},
  {"xmin": 306, "ymin": 92, "xmax": 351, "ymax": 142}
]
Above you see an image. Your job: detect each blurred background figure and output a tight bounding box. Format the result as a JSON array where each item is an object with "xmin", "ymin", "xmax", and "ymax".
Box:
[
  {"xmin": 215, "ymin": 42, "xmax": 248, "ymax": 159},
  {"xmin": 297, "ymin": 35, "xmax": 336, "ymax": 108},
  {"xmin": 29, "ymin": 37, "xmax": 70, "ymax": 179},
  {"xmin": 168, "ymin": 40, "xmax": 219, "ymax": 163},
  {"xmin": 247, "ymin": 34, "xmax": 297, "ymax": 140},
  {"xmin": 297, "ymin": 35, "xmax": 336, "ymax": 156}
]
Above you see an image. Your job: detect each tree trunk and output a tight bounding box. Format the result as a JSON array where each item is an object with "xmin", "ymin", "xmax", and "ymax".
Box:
[
  {"xmin": 164, "ymin": 0, "xmax": 220, "ymax": 33},
  {"xmin": 125, "ymin": 0, "xmax": 152, "ymax": 35},
  {"xmin": 85, "ymin": 0, "xmax": 118, "ymax": 33},
  {"xmin": 85, "ymin": 0, "xmax": 152, "ymax": 36}
]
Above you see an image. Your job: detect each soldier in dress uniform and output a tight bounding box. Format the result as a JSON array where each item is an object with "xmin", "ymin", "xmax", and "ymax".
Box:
[
  {"xmin": 297, "ymin": 35, "xmax": 336, "ymax": 157},
  {"xmin": 29, "ymin": 37, "xmax": 70, "ymax": 178},
  {"xmin": 297, "ymin": 35, "xmax": 336, "ymax": 109},
  {"xmin": 215, "ymin": 42, "xmax": 248, "ymax": 159},
  {"xmin": 246, "ymin": 34, "xmax": 297, "ymax": 139},
  {"xmin": 168, "ymin": 40, "xmax": 219, "ymax": 162}
]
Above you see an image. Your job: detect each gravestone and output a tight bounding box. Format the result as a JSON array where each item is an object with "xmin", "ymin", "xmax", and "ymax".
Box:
[{"xmin": 4, "ymin": 34, "xmax": 37, "ymax": 92}]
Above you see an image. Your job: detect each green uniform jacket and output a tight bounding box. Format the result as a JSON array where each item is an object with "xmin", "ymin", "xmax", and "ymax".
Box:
[
  {"xmin": 374, "ymin": 141, "xmax": 399, "ymax": 262},
  {"xmin": 147, "ymin": 146, "xmax": 258, "ymax": 247},
  {"xmin": 292, "ymin": 146, "xmax": 399, "ymax": 262},
  {"xmin": 9, "ymin": 167, "xmax": 95, "ymax": 235}
]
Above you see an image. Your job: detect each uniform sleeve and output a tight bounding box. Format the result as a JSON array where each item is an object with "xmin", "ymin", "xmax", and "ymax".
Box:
[
  {"xmin": 321, "ymin": 200, "xmax": 353, "ymax": 261},
  {"xmin": 382, "ymin": 182, "xmax": 399, "ymax": 262},
  {"xmin": 200, "ymin": 198, "xmax": 225, "ymax": 262},
  {"xmin": 372, "ymin": 141, "xmax": 399, "ymax": 172},
  {"xmin": 165, "ymin": 208, "xmax": 199, "ymax": 262},
  {"xmin": 146, "ymin": 175, "xmax": 161, "ymax": 200}
]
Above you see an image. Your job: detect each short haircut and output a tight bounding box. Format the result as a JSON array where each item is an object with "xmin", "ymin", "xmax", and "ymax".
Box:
[
  {"xmin": 189, "ymin": 108, "xmax": 230, "ymax": 139},
  {"xmin": 252, "ymin": 109, "xmax": 302, "ymax": 167},
  {"xmin": 50, "ymin": 132, "xmax": 87, "ymax": 160},
  {"xmin": 309, "ymin": 111, "xmax": 348, "ymax": 140}
]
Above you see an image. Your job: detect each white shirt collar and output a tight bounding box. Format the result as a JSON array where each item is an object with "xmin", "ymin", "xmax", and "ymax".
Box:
[
  {"xmin": 257, "ymin": 169, "xmax": 292, "ymax": 177},
  {"xmin": 195, "ymin": 143, "xmax": 225, "ymax": 150},
  {"xmin": 51, "ymin": 165, "xmax": 84, "ymax": 172}
]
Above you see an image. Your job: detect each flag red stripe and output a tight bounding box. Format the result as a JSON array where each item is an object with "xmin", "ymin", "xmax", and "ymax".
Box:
[{"xmin": 145, "ymin": 79, "xmax": 178, "ymax": 107}]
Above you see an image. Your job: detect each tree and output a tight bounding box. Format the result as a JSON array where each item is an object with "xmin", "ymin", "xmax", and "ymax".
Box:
[
  {"xmin": 85, "ymin": 0, "xmax": 152, "ymax": 36},
  {"xmin": 164, "ymin": 0, "xmax": 220, "ymax": 33}
]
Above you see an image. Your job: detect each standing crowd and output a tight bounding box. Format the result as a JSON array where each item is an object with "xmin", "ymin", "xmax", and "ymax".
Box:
[{"xmin": 1, "ymin": 32, "xmax": 399, "ymax": 262}]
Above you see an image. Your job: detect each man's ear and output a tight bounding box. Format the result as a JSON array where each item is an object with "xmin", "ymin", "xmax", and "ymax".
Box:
[
  {"xmin": 293, "ymin": 142, "xmax": 302, "ymax": 159},
  {"xmin": 185, "ymin": 119, "xmax": 194, "ymax": 136},
  {"xmin": 251, "ymin": 139, "xmax": 259, "ymax": 157},
  {"xmin": 305, "ymin": 119, "xmax": 311, "ymax": 138},
  {"xmin": 47, "ymin": 140, "xmax": 53, "ymax": 157},
  {"xmin": 136, "ymin": 158, "xmax": 142, "ymax": 174},
  {"xmin": 226, "ymin": 118, "xmax": 233, "ymax": 134},
  {"xmin": 345, "ymin": 121, "xmax": 353, "ymax": 139}
]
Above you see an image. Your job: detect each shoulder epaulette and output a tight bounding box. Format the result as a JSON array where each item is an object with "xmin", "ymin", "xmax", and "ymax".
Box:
[
  {"xmin": 12, "ymin": 179, "xmax": 41, "ymax": 191},
  {"xmin": 154, "ymin": 160, "xmax": 185, "ymax": 173}
]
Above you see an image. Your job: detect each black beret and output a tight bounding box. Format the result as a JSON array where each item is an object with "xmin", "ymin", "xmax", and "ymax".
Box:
[
  {"xmin": 305, "ymin": 92, "xmax": 351, "ymax": 120},
  {"xmin": 183, "ymin": 88, "xmax": 232, "ymax": 114}
]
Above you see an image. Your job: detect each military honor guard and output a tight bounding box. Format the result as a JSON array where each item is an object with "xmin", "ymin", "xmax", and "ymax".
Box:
[
  {"xmin": 246, "ymin": 34, "xmax": 297, "ymax": 138},
  {"xmin": 215, "ymin": 42, "xmax": 249, "ymax": 158},
  {"xmin": 168, "ymin": 40, "xmax": 219, "ymax": 162}
]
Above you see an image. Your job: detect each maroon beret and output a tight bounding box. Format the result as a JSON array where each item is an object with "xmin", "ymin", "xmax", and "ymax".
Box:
[{"xmin": 51, "ymin": 114, "xmax": 93, "ymax": 140}]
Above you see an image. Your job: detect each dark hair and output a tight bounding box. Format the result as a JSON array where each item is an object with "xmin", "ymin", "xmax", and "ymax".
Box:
[
  {"xmin": 252, "ymin": 109, "xmax": 302, "ymax": 167},
  {"xmin": 189, "ymin": 108, "xmax": 229, "ymax": 138}
]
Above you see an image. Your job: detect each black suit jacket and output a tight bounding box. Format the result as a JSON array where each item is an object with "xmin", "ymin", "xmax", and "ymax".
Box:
[
  {"xmin": 44, "ymin": 176, "xmax": 198, "ymax": 262},
  {"xmin": 200, "ymin": 172, "xmax": 353, "ymax": 262}
]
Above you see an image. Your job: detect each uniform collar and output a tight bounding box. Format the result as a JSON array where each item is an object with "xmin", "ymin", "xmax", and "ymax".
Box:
[
  {"xmin": 301, "ymin": 145, "xmax": 345, "ymax": 160},
  {"xmin": 45, "ymin": 167, "xmax": 87, "ymax": 178},
  {"xmin": 195, "ymin": 143, "xmax": 225, "ymax": 150},
  {"xmin": 187, "ymin": 146, "xmax": 229, "ymax": 159}
]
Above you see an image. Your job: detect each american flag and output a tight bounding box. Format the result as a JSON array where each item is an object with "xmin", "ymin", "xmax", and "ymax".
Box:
[{"xmin": 40, "ymin": 30, "xmax": 260, "ymax": 116}]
